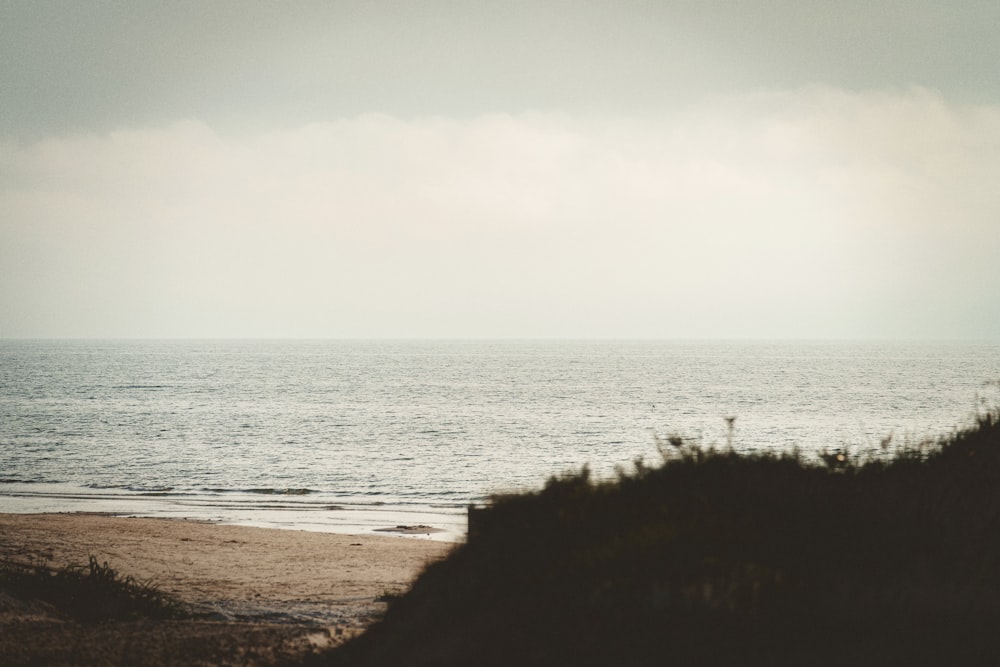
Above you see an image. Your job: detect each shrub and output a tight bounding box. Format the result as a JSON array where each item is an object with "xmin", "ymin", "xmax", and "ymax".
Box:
[{"xmin": 0, "ymin": 555, "xmax": 188, "ymax": 623}]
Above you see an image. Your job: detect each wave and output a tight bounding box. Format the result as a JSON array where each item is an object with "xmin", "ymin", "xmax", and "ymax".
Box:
[
  {"xmin": 245, "ymin": 487, "xmax": 317, "ymax": 496},
  {"xmin": 85, "ymin": 483, "xmax": 177, "ymax": 493},
  {"xmin": 113, "ymin": 384, "xmax": 169, "ymax": 390},
  {"xmin": 5, "ymin": 480, "xmax": 471, "ymax": 509},
  {"xmin": 197, "ymin": 487, "xmax": 320, "ymax": 496}
]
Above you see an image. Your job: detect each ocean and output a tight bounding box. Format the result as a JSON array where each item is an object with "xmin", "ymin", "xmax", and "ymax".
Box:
[{"xmin": 2, "ymin": 339, "xmax": 999, "ymax": 541}]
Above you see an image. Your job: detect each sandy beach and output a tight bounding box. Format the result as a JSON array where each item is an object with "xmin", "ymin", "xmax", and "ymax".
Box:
[{"xmin": 0, "ymin": 513, "xmax": 453, "ymax": 666}]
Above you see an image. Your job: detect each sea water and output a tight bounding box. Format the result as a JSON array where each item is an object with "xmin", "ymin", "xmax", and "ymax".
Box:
[{"xmin": 2, "ymin": 340, "xmax": 999, "ymax": 541}]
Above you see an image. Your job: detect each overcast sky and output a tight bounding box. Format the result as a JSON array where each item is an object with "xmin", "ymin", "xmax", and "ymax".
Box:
[{"xmin": 2, "ymin": 1, "xmax": 999, "ymax": 339}]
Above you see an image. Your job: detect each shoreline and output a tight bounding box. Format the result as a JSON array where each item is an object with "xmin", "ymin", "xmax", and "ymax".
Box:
[
  {"xmin": 0, "ymin": 484, "xmax": 469, "ymax": 542},
  {"xmin": 0, "ymin": 512, "xmax": 454, "ymax": 628}
]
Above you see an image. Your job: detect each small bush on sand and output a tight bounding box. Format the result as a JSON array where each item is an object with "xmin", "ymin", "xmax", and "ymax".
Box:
[{"xmin": 0, "ymin": 555, "xmax": 188, "ymax": 623}]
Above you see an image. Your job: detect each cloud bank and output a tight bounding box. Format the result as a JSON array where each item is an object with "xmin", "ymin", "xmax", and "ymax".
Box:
[{"xmin": 2, "ymin": 87, "xmax": 998, "ymax": 338}]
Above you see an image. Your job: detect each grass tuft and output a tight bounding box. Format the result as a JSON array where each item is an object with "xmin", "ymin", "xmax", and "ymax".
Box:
[{"xmin": 0, "ymin": 555, "xmax": 188, "ymax": 623}]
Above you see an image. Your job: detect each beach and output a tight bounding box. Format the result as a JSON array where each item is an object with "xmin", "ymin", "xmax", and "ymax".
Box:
[{"xmin": 0, "ymin": 513, "xmax": 453, "ymax": 666}]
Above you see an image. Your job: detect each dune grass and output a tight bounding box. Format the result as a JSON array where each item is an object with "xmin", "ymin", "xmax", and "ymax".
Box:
[
  {"xmin": 0, "ymin": 555, "xmax": 188, "ymax": 623},
  {"xmin": 323, "ymin": 408, "xmax": 1000, "ymax": 666}
]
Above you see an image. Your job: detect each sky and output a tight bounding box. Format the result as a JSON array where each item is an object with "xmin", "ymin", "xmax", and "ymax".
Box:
[{"xmin": 2, "ymin": 1, "xmax": 999, "ymax": 339}]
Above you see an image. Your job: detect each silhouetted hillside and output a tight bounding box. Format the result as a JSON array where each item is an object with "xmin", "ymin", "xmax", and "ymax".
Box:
[{"xmin": 320, "ymin": 409, "xmax": 1000, "ymax": 666}]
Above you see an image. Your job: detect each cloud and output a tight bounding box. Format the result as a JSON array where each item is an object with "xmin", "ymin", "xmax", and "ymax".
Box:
[{"xmin": 2, "ymin": 87, "xmax": 999, "ymax": 338}]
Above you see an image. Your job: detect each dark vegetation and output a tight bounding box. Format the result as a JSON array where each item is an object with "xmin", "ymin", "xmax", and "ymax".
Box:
[
  {"xmin": 0, "ymin": 555, "xmax": 188, "ymax": 623},
  {"xmin": 322, "ymin": 407, "xmax": 1000, "ymax": 666}
]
